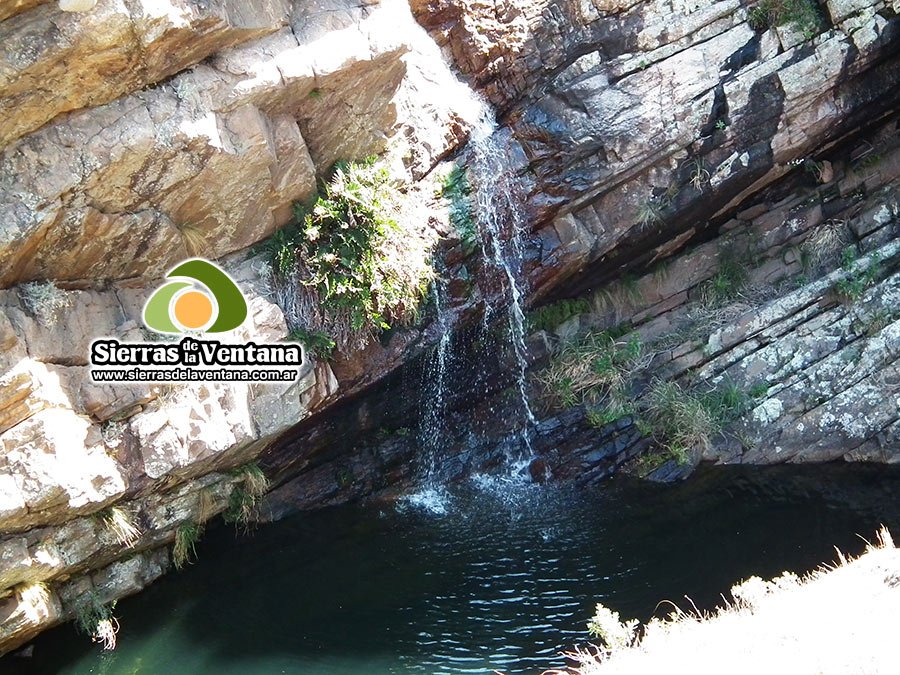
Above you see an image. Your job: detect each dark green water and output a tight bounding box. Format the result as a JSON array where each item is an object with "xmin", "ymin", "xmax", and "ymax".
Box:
[{"xmin": 14, "ymin": 464, "xmax": 900, "ymax": 675}]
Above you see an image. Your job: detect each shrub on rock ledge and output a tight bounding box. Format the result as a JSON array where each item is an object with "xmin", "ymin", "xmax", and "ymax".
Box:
[{"xmin": 269, "ymin": 157, "xmax": 435, "ymax": 351}]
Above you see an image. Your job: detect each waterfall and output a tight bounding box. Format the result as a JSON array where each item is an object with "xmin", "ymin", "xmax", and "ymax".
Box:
[
  {"xmin": 417, "ymin": 279, "xmax": 453, "ymax": 482},
  {"xmin": 466, "ymin": 104, "xmax": 538, "ymax": 475},
  {"xmin": 403, "ymin": 101, "xmax": 540, "ymax": 512},
  {"xmin": 402, "ymin": 273, "xmax": 456, "ymax": 515}
]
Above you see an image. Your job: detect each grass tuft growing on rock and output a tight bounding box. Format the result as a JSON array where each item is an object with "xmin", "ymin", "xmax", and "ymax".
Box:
[
  {"xmin": 801, "ymin": 220, "xmax": 849, "ymax": 273},
  {"xmin": 75, "ymin": 591, "xmax": 119, "ymax": 651},
  {"xmin": 833, "ymin": 246, "xmax": 881, "ymax": 303},
  {"xmin": 15, "ymin": 581, "xmax": 53, "ymax": 624},
  {"xmin": 686, "ymin": 158, "xmax": 710, "ymax": 192},
  {"xmin": 173, "ymin": 521, "xmax": 203, "ymax": 569},
  {"xmin": 748, "ymin": 0, "xmax": 823, "ymax": 37},
  {"xmin": 175, "ymin": 222, "xmax": 207, "ymax": 256},
  {"xmin": 526, "ymin": 298, "xmax": 591, "ymax": 332},
  {"xmin": 854, "ymin": 308, "xmax": 896, "ymax": 337},
  {"xmin": 18, "ymin": 281, "xmax": 70, "ymax": 327},
  {"xmin": 538, "ymin": 329, "xmax": 643, "ymax": 409},
  {"xmin": 595, "ymin": 277, "xmax": 643, "ymax": 318},
  {"xmin": 224, "ymin": 463, "xmax": 270, "ymax": 533},
  {"xmin": 642, "ymin": 380, "xmax": 720, "ymax": 463},
  {"xmin": 636, "ymin": 197, "xmax": 665, "ymax": 229},
  {"xmin": 197, "ymin": 487, "xmax": 217, "ymax": 524},
  {"xmin": 700, "ymin": 255, "xmax": 748, "ymax": 306},
  {"xmin": 100, "ymin": 506, "xmax": 142, "ymax": 548},
  {"xmin": 586, "ymin": 399, "xmax": 635, "ymax": 429},
  {"xmin": 640, "ymin": 380, "xmax": 754, "ymax": 465}
]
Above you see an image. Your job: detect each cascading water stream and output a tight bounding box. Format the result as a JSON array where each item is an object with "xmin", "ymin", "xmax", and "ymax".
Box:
[
  {"xmin": 417, "ymin": 279, "xmax": 453, "ymax": 481},
  {"xmin": 466, "ymin": 105, "xmax": 538, "ymax": 474},
  {"xmin": 403, "ymin": 274, "xmax": 456, "ymax": 514},
  {"xmin": 397, "ymin": 74, "xmax": 538, "ymax": 505},
  {"xmin": 403, "ymin": 102, "xmax": 541, "ymax": 511}
]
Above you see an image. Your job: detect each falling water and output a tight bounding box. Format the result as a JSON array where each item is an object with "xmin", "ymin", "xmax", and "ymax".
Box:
[
  {"xmin": 400, "ymin": 279, "xmax": 456, "ymax": 515},
  {"xmin": 467, "ymin": 104, "xmax": 538, "ymax": 474},
  {"xmin": 417, "ymin": 280, "xmax": 453, "ymax": 479},
  {"xmin": 402, "ymin": 88, "xmax": 539, "ymax": 500}
]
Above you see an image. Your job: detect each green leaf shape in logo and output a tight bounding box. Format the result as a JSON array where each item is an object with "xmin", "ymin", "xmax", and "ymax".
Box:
[
  {"xmin": 142, "ymin": 259, "xmax": 248, "ymax": 334},
  {"xmin": 166, "ymin": 259, "xmax": 247, "ymax": 333},
  {"xmin": 143, "ymin": 281, "xmax": 191, "ymax": 333}
]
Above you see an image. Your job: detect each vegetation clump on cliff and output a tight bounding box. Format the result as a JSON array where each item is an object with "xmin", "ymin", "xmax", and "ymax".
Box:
[
  {"xmin": 748, "ymin": 0, "xmax": 823, "ymax": 37},
  {"xmin": 536, "ymin": 320, "xmax": 761, "ymax": 468},
  {"xmin": 526, "ymin": 298, "xmax": 592, "ymax": 332},
  {"xmin": 74, "ymin": 592, "xmax": 118, "ymax": 651},
  {"xmin": 268, "ymin": 157, "xmax": 434, "ymax": 351},
  {"xmin": 537, "ymin": 326, "xmax": 643, "ymax": 412},
  {"xmin": 640, "ymin": 380, "xmax": 748, "ymax": 465},
  {"xmin": 224, "ymin": 463, "xmax": 270, "ymax": 533},
  {"xmin": 173, "ymin": 522, "xmax": 203, "ymax": 569},
  {"xmin": 833, "ymin": 246, "xmax": 881, "ymax": 303},
  {"xmin": 99, "ymin": 506, "xmax": 142, "ymax": 548},
  {"xmin": 17, "ymin": 281, "xmax": 69, "ymax": 327}
]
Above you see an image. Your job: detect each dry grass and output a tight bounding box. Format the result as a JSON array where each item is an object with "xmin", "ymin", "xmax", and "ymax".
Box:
[
  {"xmin": 224, "ymin": 463, "xmax": 271, "ymax": 533},
  {"xmin": 197, "ymin": 487, "xmax": 217, "ymax": 524},
  {"xmin": 593, "ymin": 278, "xmax": 643, "ymax": 321},
  {"xmin": 547, "ymin": 527, "xmax": 899, "ymax": 675},
  {"xmin": 537, "ymin": 331, "xmax": 645, "ymax": 409},
  {"xmin": 176, "ymin": 222, "xmax": 208, "ymax": 256},
  {"xmin": 15, "ymin": 582, "xmax": 52, "ymax": 624},
  {"xmin": 18, "ymin": 281, "xmax": 70, "ymax": 327},
  {"xmin": 802, "ymin": 219, "xmax": 849, "ymax": 272},
  {"xmin": 687, "ymin": 159, "xmax": 710, "ymax": 192},
  {"xmin": 101, "ymin": 506, "xmax": 142, "ymax": 548},
  {"xmin": 75, "ymin": 591, "xmax": 118, "ymax": 651},
  {"xmin": 93, "ymin": 616, "xmax": 120, "ymax": 651},
  {"xmin": 240, "ymin": 463, "xmax": 270, "ymax": 498}
]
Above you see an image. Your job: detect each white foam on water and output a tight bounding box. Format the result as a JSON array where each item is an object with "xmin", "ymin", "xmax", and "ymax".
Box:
[{"xmin": 397, "ymin": 486, "xmax": 454, "ymax": 516}]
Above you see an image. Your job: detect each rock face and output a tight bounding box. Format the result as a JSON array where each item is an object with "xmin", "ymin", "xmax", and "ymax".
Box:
[
  {"xmin": 524, "ymin": 115, "xmax": 900, "ymax": 482},
  {"xmin": 0, "ymin": 0, "xmax": 481, "ymax": 655},
  {"xmin": 271, "ymin": 111, "xmax": 900, "ymax": 495},
  {"xmin": 0, "ymin": 0, "xmax": 469, "ymax": 287},
  {"xmin": 0, "ymin": 0, "xmax": 898, "ymax": 659},
  {"xmin": 413, "ymin": 0, "xmax": 900, "ymax": 291},
  {"xmin": 0, "ymin": 0, "xmax": 289, "ymax": 147},
  {"xmin": 0, "ymin": 251, "xmax": 337, "ymax": 652}
]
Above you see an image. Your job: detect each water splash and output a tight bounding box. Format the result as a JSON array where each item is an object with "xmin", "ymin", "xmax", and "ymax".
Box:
[
  {"xmin": 397, "ymin": 485, "xmax": 453, "ymax": 516},
  {"xmin": 467, "ymin": 104, "xmax": 537, "ymax": 475}
]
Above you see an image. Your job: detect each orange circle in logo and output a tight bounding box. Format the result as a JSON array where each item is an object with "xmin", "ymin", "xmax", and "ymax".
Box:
[{"xmin": 173, "ymin": 290, "xmax": 213, "ymax": 329}]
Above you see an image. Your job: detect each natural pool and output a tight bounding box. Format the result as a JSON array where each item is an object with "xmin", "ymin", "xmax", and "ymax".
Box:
[{"xmin": 17, "ymin": 464, "xmax": 900, "ymax": 675}]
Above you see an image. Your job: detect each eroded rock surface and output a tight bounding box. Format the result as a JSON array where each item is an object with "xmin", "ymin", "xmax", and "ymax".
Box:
[
  {"xmin": 0, "ymin": 0, "xmax": 470, "ymax": 287},
  {"xmin": 529, "ymin": 118, "xmax": 900, "ymax": 481}
]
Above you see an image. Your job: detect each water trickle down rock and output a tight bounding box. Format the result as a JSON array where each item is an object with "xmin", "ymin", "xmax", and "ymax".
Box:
[
  {"xmin": 467, "ymin": 102, "xmax": 539, "ymax": 477},
  {"xmin": 416, "ymin": 278, "xmax": 454, "ymax": 483}
]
